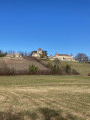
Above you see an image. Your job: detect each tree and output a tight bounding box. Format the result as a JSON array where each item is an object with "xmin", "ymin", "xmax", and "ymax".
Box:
[
  {"xmin": 75, "ymin": 53, "xmax": 88, "ymax": 63},
  {"xmin": 0, "ymin": 50, "xmax": 3, "ymax": 56},
  {"xmin": 54, "ymin": 58, "xmax": 61, "ymax": 66},
  {"xmin": 18, "ymin": 51, "xmax": 24, "ymax": 57},
  {"xmin": 7, "ymin": 50, "xmax": 15, "ymax": 54},
  {"xmin": 18, "ymin": 51, "xmax": 30, "ymax": 57},
  {"xmin": 65, "ymin": 64, "xmax": 71, "ymax": 73},
  {"xmin": 42, "ymin": 51, "xmax": 48, "ymax": 57},
  {"xmin": 40, "ymin": 50, "xmax": 48, "ymax": 58},
  {"xmin": 0, "ymin": 50, "xmax": 7, "ymax": 57}
]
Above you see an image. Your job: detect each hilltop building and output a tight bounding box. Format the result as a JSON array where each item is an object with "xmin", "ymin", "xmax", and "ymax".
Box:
[
  {"xmin": 32, "ymin": 48, "xmax": 43, "ymax": 58},
  {"xmin": 50, "ymin": 52, "xmax": 75, "ymax": 61}
]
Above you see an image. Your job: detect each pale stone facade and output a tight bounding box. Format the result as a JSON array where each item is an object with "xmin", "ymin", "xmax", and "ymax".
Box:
[
  {"xmin": 32, "ymin": 48, "xmax": 43, "ymax": 58},
  {"xmin": 50, "ymin": 53, "xmax": 75, "ymax": 61},
  {"xmin": 6, "ymin": 53, "xmax": 22, "ymax": 58}
]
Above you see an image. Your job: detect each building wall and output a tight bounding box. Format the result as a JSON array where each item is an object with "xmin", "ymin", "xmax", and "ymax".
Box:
[
  {"xmin": 37, "ymin": 50, "xmax": 43, "ymax": 54},
  {"xmin": 51, "ymin": 55, "xmax": 75, "ymax": 61},
  {"xmin": 32, "ymin": 49, "xmax": 43, "ymax": 58},
  {"xmin": 6, "ymin": 53, "xmax": 22, "ymax": 58},
  {"xmin": 32, "ymin": 53, "xmax": 40, "ymax": 58}
]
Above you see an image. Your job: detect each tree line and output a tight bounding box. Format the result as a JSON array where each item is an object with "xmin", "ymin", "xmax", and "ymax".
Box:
[
  {"xmin": 0, "ymin": 50, "xmax": 48, "ymax": 57},
  {"xmin": 0, "ymin": 50, "xmax": 89, "ymax": 63}
]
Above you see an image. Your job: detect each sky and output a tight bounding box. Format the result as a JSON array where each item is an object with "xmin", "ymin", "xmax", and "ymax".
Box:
[{"xmin": 0, "ymin": 0, "xmax": 90, "ymax": 57}]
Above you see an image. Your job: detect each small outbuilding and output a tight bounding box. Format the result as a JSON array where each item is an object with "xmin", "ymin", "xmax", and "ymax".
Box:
[{"xmin": 6, "ymin": 53, "xmax": 22, "ymax": 58}]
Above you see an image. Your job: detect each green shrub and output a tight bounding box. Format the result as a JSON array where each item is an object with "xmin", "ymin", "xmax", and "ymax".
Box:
[
  {"xmin": 65, "ymin": 64, "xmax": 71, "ymax": 73},
  {"xmin": 51, "ymin": 65, "xmax": 62, "ymax": 75},
  {"xmin": 29, "ymin": 64, "xmax": 38, "ymax": 74},
  {"xmin": 47, "ymin": 62, "xmax": 53, "ymax": 68},
  {"xmin": 51, "ymin": 64, "xmax": 57, "ymax": 74},
  {"xmin": 72, "ymin": 69, "xmax": 80, "ymax": 75}
]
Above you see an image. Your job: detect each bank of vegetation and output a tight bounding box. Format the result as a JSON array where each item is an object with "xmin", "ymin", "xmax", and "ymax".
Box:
[{"xmin": 0, "ymin": 58, "xmax": 80, "ymax": 76}]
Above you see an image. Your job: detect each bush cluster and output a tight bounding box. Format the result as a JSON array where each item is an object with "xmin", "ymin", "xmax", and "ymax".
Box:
[
  {"xmin": 0, "ymin": 61, "xmax": 80, "ymax": 76},
  {"xmin": 29, "ymin": 64, "xmax": 38, "ymax": 74},
  {"xmin": 65, "ymin": 65, "xmax": 71, "ymax": 73},
  {"xmin": 47, "ymin": 62, "xmax": 80, "ymax": 75},
  {"xmin": 50, "ymin": 65, "xmax": 62, "ymax": 75},
  {"xmin": 87, "ymin": 73, "xmax": 90, "ymax": 76},
  {"xmin": 0, "ymin": 68, "xmax": 16, "ymax": 76},
  {"xmin": 72, "ymin": 69, "xmax": 80, "ymax": 75}
]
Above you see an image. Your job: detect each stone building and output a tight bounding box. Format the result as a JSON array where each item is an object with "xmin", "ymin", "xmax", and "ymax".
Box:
[
  {"xmin": 32, "ymin": 48, "xmax": 43, "ymax": 58},
  {"xmin": 50, "ymin": 52, "xmax": 75, "ymax": 61},
  {"xmin": 6, "ymin": 53, "xmax": 22, "ymax": 58}
]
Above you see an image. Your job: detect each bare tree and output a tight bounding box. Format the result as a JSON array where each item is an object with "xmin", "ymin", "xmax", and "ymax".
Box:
[
  {"xmin": 18, "ymin": 51, "xmax": 24, "ymax": 57},
  {"xmin": 0, "ymin": 50, "xmax": 7, "ymax": 57},
  {"xmin": 54, "ymin": 58, "xmax": 61, "ymax": 66},
  {"xmin": 75, "ymin": 53, "xmax": 88, "ymax": 63},
  {"xmin": 7, "ymin": 50, "xmax": 15, "ymax": 54},
  {"xmin": 18, "ymin": 51, "xmax": 30, "ymax": 57}
]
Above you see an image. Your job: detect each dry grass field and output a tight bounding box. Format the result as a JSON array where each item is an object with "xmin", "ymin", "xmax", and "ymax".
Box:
[{"xmin": 0, "ymin": 75, "xmax": 90, "ymax": 120}]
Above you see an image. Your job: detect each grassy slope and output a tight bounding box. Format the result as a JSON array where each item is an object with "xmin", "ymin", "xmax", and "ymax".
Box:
[
  {"xmin": 0, "ymin": 57, "xmax": 90, "ymax": 75},
  {"xmin": 44, "ymin": 59, "xmax": 90, "ymax": 76},
  {"xmin": 61, "ymin": 61, "xmax": 90, "ymax": 76},
  {"xmin": 0, "ymin": 75, "xmax": 90, "ymax": 120}
]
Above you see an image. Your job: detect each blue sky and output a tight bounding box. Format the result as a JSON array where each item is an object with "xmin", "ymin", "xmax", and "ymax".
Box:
[{"xmin": 0, "ymin": 0, "xmax": 90, "ymax": 57}]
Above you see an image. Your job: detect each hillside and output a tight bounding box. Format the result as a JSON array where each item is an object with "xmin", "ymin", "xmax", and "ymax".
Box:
[
  {"xmin": 61, "ymin": 61, "xmax": 90, "ymax": 76},
  {"xmin": 42, "ymin": 59, "xmax": 90, "ymax": 76},
  {"xmin": 0, "ymin": 57, "xmax": 49, "ymax": 72},
  {"xmin": 0, "ymin": 57, "xmax": 90, "ymax": 76}
]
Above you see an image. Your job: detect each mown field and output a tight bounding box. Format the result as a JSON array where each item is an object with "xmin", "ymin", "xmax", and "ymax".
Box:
[{"xmin": 0, "ymin": 75, "xmax": 90, "ymax": 120}]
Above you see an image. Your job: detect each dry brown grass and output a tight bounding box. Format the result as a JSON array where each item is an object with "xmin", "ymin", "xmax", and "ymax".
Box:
[
  {"xmin": 0, "ymin": 57, "xmax": 49, "ymax": 73},
  {"xmin": 0, "ymin": 75, "xmax": 90, "ymax": 120}
]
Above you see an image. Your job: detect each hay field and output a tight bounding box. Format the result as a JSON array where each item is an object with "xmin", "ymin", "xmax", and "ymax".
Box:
[{"xmin": 0, "ymin": 75, "xmax": 90, "ymax": 120}]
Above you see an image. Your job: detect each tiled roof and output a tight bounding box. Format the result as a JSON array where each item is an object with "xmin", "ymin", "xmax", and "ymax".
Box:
[
  {"xmin": 58, "ymin": 54, "xmax": 69, "ymax": 56},
  {"xmin": 38, "ymin": 48, "xmax": 42, "ymax": 51}
]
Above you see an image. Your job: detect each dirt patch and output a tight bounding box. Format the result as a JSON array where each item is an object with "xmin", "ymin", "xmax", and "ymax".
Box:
[{"xmin": 0, "ymin": 95, "xmax": 6, "ymax": 102}]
